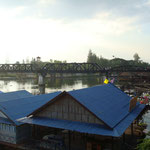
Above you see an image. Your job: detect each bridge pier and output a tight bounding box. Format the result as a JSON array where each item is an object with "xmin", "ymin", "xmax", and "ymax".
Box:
[
  {"xmin": 39, "ymin": 85, "xmax": 45, "ymax": 94},
  {"xmin": 38, "ymin": 74, "xmax": 45, "ymax": 86},
  {"xmin": 38, "ymin": 73, "xmax": 46, "ymax": 94}
]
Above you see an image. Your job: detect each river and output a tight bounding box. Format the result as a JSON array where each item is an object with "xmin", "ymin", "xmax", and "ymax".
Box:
[{"xmin": 0, "ymin": 76, "xmax": 104, "ymax": 94}]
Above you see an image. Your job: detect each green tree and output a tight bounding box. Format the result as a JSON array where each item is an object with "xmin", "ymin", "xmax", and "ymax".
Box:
[
  {"xmin": 22, "ymin": 59, "xmax": 25, "ymax": 64},
  {"xmin": 110, "ymin": 58, "xmax": 129, "ymax": 67},
  {"xmin": 87, "ymin": 50, "xmax": 99, "ymax": 63},
  {"xmin": 99, "ymin": 56, "xmax": 109, "ymax": 67},
  {"xmin": 15, "ymin": 61, "xmax": 20, "ymax": 64},
  {"xmin": 137, "ymin": 139, "xmax": 150, "ymax": 150},
  {"xmin": 133, "ymin": 53, "xmax": 140, "ymax": 62},
  {"xmin": 86, "ymin": 50, "xmax": 150, "ymax": 68},
  {"xmin": 50, "ymin": 59, "xmax": 53, "ymax": 63},
  {"xmin": 87, "ymin": 49, "xmax": 93, "ymax": 63}
]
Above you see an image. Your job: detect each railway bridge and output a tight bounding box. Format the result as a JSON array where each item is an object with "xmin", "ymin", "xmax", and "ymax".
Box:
[
  {"xmin": 0, "ymin": 63, "xmax": 149, "ymax": 73},
  {"xmin": 0, "ymin": 63, "xmax": 149, "ymax": 86}
]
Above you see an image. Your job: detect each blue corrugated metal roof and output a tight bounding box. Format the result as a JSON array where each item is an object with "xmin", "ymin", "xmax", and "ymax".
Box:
[
  {"xmin": 18, "ymin": 84, "xmax": 146, "ymax": 137},
  {"xmin": 0, "ymin": 91, "xmax": 61, "ymax": 125},
  {"xmin": 0, "ymin": 90, "xmax": 33, "ymax": 102},
  {"xmin": 0, "ymin": 91, "xmax": 3, "ymax": 94},
  {"xmin": 114, "ymin": 103, "xmax": 145, "ymax": 136},
  {"xmin": 69, "ymin": 83, "xmax": 132, "ymax": 128},
  {"xmin": 19, "ymin": 103, "xmax": 145, "ymax": 137},
  {"xmin": 19, "ymin": 117, "xmax": 118, "ymax": 137},
  {"xmin": 0, "ymin": 117, "xmax": 13, "ymax": 125}
]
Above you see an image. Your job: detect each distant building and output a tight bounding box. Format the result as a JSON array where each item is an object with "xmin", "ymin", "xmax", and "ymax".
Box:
[{"xmin": 36, "ymin": 56, "xmax": 41, "ymax": 62}]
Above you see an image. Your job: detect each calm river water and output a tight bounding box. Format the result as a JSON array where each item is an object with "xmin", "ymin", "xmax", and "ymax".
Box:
[{"xmin": 0, "ymin": 76, "xmax": 104, "ymax": 94}]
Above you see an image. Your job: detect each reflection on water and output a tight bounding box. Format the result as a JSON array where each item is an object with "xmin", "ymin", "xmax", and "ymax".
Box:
[
  {"xmin": 0, "ymin": 76, "xmax": 104, "ymax": 94},
  {"xmin": 0, "ymin": 79, "xmax": 38, "ymax": 94},
  {"xmin": 45, "ymin": 76, "xmax": 104, "ymax": 93}
]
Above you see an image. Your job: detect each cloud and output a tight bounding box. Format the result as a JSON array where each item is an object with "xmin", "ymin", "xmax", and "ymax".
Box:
[
  {"xmin": 0, "ymin": 0, "xmax": 149, "ymax": 63},
  {"xmin": 37, "ymin": 0, "xmax": 57, "ymax": 5},
  {"xmin": 0, "ymin": 6, "xmax": 26, "ymax": 19},
  {"xmin": 0, "ymin": 0, "xmax": 149, "ymax": 24},
  {"xmin": 0, "ymin": 0, "xmax": 35, "ymax": 8},
  {"xmin": 0, "ymin": 10, "xmax": 139, "ymax": 62},
  {"xmin": 67, "ymin": 12, "xmax": 138, "ymax": 37}
]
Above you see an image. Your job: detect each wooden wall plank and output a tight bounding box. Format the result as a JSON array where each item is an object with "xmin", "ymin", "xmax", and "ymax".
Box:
[{"xmin": 36, "ymin": 95, "xmax": 103, "ymax": 125}]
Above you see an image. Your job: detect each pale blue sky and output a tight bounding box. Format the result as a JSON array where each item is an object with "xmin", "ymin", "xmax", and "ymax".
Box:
[{"xmin": 0, "ymin": 0, "xmax": 150, "ymax": 63}]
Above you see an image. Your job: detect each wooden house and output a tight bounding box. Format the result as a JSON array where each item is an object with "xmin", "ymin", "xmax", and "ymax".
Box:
[
  {"xmin": 0, "ymin": 90, "xmax": 61, "ymax": 145},
  {"xmin": 0, "ymin": 90, "xmax": 33, "ymax": 144},
  {"xmin": 20, "ymin": 83, "xmax": 146, "ymax": 150}
]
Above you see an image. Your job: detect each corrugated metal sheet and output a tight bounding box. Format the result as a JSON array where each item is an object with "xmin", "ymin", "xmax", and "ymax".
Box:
[
  {"xmin": 115, "ymin": 104, "xmax": 145, "ymax": 135},
  {"xmin": 19, "ymin": 117, "xmax": 117, "ymax": 137},
  {"xmin": 19, "ymin": 103, "xmax": 145, "ymax": 137},
  {"xmin": 69, "ymin": 83, "xmax": 132, "ymax": 128},
  {"xmin": 0, "ymin": 117, "xmax": 13, "ymax": 124},
  {"xmin": 0, "ymin": 91, "xmax": 61, "ymax": 125},
  {"xmin": 0, "ymin": 90, "xmax": 33, "ymax": 102}
]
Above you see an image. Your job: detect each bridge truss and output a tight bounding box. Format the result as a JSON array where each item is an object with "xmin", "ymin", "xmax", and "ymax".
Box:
[
  {"xmin": 0, "ymin": 63, "xmax": 149, "ymax": 74},
  {"xmin": 0, "ymin": 63, "xmax": 104, "ymax": 74}
]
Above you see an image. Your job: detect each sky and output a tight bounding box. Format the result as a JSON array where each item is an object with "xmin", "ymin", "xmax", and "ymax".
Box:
[{"xmin": 0, "ymin": 0, "xmax": 150, "ymax": 63}]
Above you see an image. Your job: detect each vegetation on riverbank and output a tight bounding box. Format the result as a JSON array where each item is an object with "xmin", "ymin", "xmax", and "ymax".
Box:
[
  {"xmin": 87, "ymin": 50, "xmax": 150, "ymax": 68},
  {"xmin": 137, "ymin": 139, "xmax": 150, "ymax": 150},
  {"xmin": 1, "ymin": 52, "xmax": 150, "ymax": 79}
]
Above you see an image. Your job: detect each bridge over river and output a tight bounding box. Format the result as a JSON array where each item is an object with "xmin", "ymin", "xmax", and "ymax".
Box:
[
  {"xmin": 0, "ymin": 63, "xmax": 149, "ymax": 94},
  {"xmin": 0, "ymin": 63, "xmax": 150, "ymax": 74}
]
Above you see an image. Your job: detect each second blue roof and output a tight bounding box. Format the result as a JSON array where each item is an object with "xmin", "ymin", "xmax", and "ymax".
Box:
[
  {"xmin": 0, "ymin": 91, "xmax": 61, "ymax": 125},
  {"xmin": 0, "ymin": 90, "xmax": 33, "ymax": 102}
]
